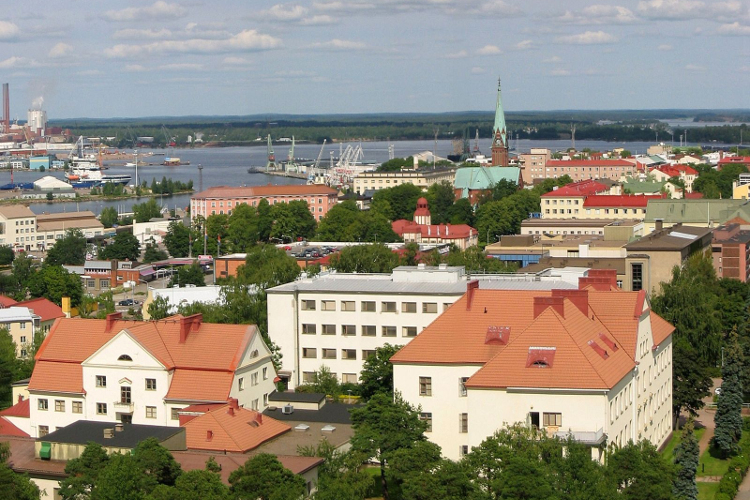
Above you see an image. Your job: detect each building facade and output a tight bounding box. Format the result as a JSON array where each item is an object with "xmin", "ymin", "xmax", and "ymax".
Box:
[
  {"xmin": 544, "ymin": 159, "xmax": 637, "ymax": 182},
  {"xmin": 518, "ymin": 148, "xmax": 551, "ymax": 184},
  {"xmin": 392, "ymin": 198, "xmax": 478, "ymax": 250},
  {"xmin": 352, "ymin": 168, "xmax": 456, "ymax": 195},
  {"xmin": 712, "ymin": 223, "xmax": 750, "ymax": 282}
]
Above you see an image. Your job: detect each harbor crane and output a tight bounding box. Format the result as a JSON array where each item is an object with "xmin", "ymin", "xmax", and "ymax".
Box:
[{"xmin": 265, "ymin": 134, "xmax": 278, "ymax": 172}]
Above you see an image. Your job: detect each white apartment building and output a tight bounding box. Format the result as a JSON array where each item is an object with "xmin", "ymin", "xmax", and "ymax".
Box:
[
  {"xmin": 0, "ymin": 206, "xmax": 104, "ymax": 251},
  {"xmin": 266, "ymin": 265, "xmax": 584, "ymax": 388},
  {"xmin": 26, "ymin": 313, "xmax": 277, "ymax": 438},
  {"xmin": 0, "ymin": 205, "xmax": 37, "ymax": 250},
  {"xmin": 352, "ymin": 168, "xmax": 456, "ymax": 195},
  {"xmin": 0, "ymin": 307, "xmax": 40, "ymax": 357},
  {"xmin": 391, "ymin": 274, "xmax": 673, "ymax": 461}
]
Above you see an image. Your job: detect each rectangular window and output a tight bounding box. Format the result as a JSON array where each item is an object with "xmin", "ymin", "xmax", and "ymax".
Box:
[
  {"xmin": 362, "ymin": 349, "xmax": 376, "ymax": 360},
  {"xmin": 120, "ymin": 387, "xmax": 131, "ymax": 404},
  {"xmin": 302, "ymin": 348, "xmax": 317, "ymax": 358},
  {"xmin": 86, "ymin": 279, "xmax": 96, "ymax": 288},
  {"xmin": 301, "ymin": 300, "xmax": 316, "ymax": 311},
  {"xmin": 361, "ymin": 301, "xmax": 376, "ymax": 312},
  {"xmin": 321, "ymin": 300, "xmax": 336, "ymax": 311},
  {"xmin": 20, "ymin": 335, "xmax": 26, "ymax": 344},
  {"xmin": 381, "ymin": 301, "xmax": 397, "ymax": 312},
  {"xmin": 382, "ymin": 326, "xmax": 397, "ymax": 337},
  {"xmin": 322, "ymin": 348, "xmax": 336, "ymax": 359},
  {"xmin": 263, "ymin": 393, "xmax": 268, "ymax": 406},
  {"xmin": 362, "ymin": 325, "xmax": 376, "ymax": 336},
  {"xmin": 401, "ymin": 302, "xmax": 417, "ymax": 313},
  {"xmin": 101, "ymin": 280, "xmax": 110, "ymax": 290},
  {"xmin": 262, "ymin": 367, "xmax": 268, "ymax": 380},
  {"xmin": 342, "ymin": 349, "xmax": 356, "ymax": 360},
  {"xmin": 342, "ymin": 373, "xmax": 357, "ymax": 384},
  {"xmin": 55, "ymin": 400, "xmax": 65, "ymax": 412},
  {"xmin": 420, "ymin": 412, "xmax": 432, "ymax": 432},
  {"xmin": 72, "ymin": 401, "xmax": 82, "ymax": 414},
  {"xmin": 342, "ymin": 324, "xmax": 356, "ymax": 336},
  {"xmin": 419, "ymin": 377, "xmax": 432, "ymax": 396},
  {"xmin": 543, "ymin": 412, "xmax": 562, "ymax": 427},
  {"xmin": 402, "ymin": 326, "xmax": 418, "ymax": 337},
  {"xmin": 631, "ymin": 263, "xmax": 643, "ymax": 292},
  {"xmin": 39, "ymin": 425, "xmax": 49, "ymax": 437},
  {"xmin": 252, "ymin": 399, "xmax": 259, "ymax": 411},
  {"xmin": 460, "ymin": 445, "xmax": 469, "ymax": 457},
  {"xmin": 460, "ymin": 413, "xmax": 468, "ymax": 433},
  {"xmin": 459, "ymin": 377, "xmax": 469, "ymax": 397},
  {"xmin": 146, "ymin": 406, "xmax": 156, "ymax": 419},
  {"xmin": 321, "ymin": 324, "xmax": 336, "ymax": 335},
  {"xmin": 341, "ymin": 301, "xmax": 355, "ymax": 312},
  {"xmin": 302, "ymin": 324, "xmax": 316, "ymax": 335},
  {"xmin": 171, "ymin": 407, "xmax": 182, "ymax": 420},
  {"xmin": 302, "ymin": 372, "xmax": 315, "ymax": 383},
  {"xmin": 422, "ymin": 302, "xmax": 438, "ymax": 313},
  {"xmin": 96, "ymin": 375, "xmax": 107, "ymax": 388},
  {"xmin": 251, "ymin": 372, "xmax": 259, "ymax": 386},
  {"xmin": 145, "ymin": 379, "xmax": 156, "ymax": 391},
  {"xmin": 20, "ymin": 322, "xmax": 25, "ymax": 330},
  {"xmin": 238, "ymin": 377, "xmax": 245, "ymax": 390},
  {"xmin": 38, "ymin": 399, "xmax": 48, "ymax": 411},
  {"xmin": 97, "ymin": 403, "xmax": 107, "ymax": 415}
]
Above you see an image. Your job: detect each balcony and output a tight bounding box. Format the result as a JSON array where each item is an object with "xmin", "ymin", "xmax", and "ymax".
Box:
[
  {"xmin": 553, "ymin": 428, "xmax": 607, "ymax": 446},
  {"xmin": 113, "ymin": 400, "xmax": 134, "ymax": 411}
]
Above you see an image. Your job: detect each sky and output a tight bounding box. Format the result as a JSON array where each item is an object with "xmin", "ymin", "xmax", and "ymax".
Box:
[{"xmin": 1, "ymin": 0, "xmax": 749, "ymax": 119}]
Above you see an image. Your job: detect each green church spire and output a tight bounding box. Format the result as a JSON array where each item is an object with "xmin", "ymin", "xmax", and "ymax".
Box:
[{"xmin": 492, "ymin": 77, "xmax": 507, "ymax": 148}]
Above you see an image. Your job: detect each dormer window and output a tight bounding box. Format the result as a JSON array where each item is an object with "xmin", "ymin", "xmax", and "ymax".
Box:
[
  {"xmin": 526, "ymin": 347, "xmax": 556, "ymax": 368},
  {"xmin": 531, "ymin": 360, "xmax": 549, "ymax": 368},
  {"xmin": 118, "ymin": 354, "xmax": 133, "ymax": 361}
]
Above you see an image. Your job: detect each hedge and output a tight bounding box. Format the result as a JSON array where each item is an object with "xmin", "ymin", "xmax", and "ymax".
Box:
[{"xmin": 715, "ymin": 418, "xmax": 750, "ymax": 500}]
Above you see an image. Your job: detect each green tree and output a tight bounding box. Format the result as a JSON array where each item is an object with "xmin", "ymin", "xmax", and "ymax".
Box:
[
  {"xmin": 714, "ymin": 328, "xmax": 744, "ymax": 457},
  {"xmin": 671, "ymin": 338, "xmax": 713, "ymax": 429},
  {"xmin": 169, "ymin": 263, "xmax": 205, "ymax": 288},
  {"xmin": 164, "ymin": 222, "xmax": 192, "ymax": 258},
  {"xmin": 235, "ymin": 244, "xmax": 300, "ymax": 288},
  {"xmin": 298, "ymin": 442, "xmax": 372, "ymax": 500},
  {"xmin": 100, "ymin": 207, "xmax": 119, "ymax": 228},
  {"xmin": 146, "ymin": 469, "xmax": 229, "ymax": 500},
  {"xmin": 226, "ymin": 203, "xmax": 259, "ymax": 252},
  {"xmin": 91, "ymin": 453, "xmax": 152, "ymax": 500},
  {"xmin": 447, "ymin": 197, "xmax": 475, "ymax": 226},
  {"xmin": 143, "ymin": 239, "xmax": 168, "ymax": 263},
  {"xmin": 256, "ymin": 199, "xmax": 274, "ymax": 242},
  {"xmin": 0, "ymin": 442, "xmax": 39, "ymax": 500},
  {"xmin": 425, "ymin": 181, "xmax": 457, "ymax": 224},
  {"xmin": 673, "ymin": 419, "xmax": 699, "ymax": 500},
  {"xmin": 607, "ymin": 440, "xmax": 676, "ymax": 500},
  {"xmin": 28, "ymin": 265, "xmax": 83, "ymax": 307},
  {"xmin": 0, "ymin": 245, "xmax": 14, "ymax": 266},
  {"xmin": 59, "ymin": 442, "xmax": 110, "ymax": 500},
  {"xmin": 205, "ymin": 214, "xmax": 229, "ymax": 256},
  {"xmin": 350, "ymin": 392, "xmax": 428, "ymax": 500},
  {"xmin": 147, "ymin": 295, "xmax": 172, "ymax": 320},
  {"xmin": 359, "ymin": 343, "xmax": 401, "ymax": 400},
  {"xmin": 101, "ymin": 232, "xmax": 141, "ymax": 262},
  {"xmin": 328, "ymin": 244, "xmax": 400, "ymax": 273},
  {"xmin": 372, "ymin": 183, "xmax": 423, "ymax": 221},
  {"xmin": 490, "ymin": 179, "xmax": 519, "ymax": 201},
  {"xmin": 315, "ymin": 202, "xmax": 360, "ymax": 241},
  {"xmin": 133, "ymin": 437, "xmax": 182, "ymax": 487},
  {"xmin": 400, "ymin": 458, "xmax": 481, "ymax": 500},
  {"xmin": 270, "ymin": 200, "xmax": 317, "ymax": 242},
  {"xmin": 311, "ymin": 365, "xmax": 341, "ymax": 401},
  {"xmin": 0, "ymin": 329, "xmax": 17, "ymax": 408},
  {"xmin": 228, "ymin": 454, "xmax": 305, "ymax": 500},
  {"xmin": 133, "ymin": 198, "xmax": 163, "ymax": 223},
  {"xmin": 46, "ymin": 229, "xmax": 87, "ymax": 266}
]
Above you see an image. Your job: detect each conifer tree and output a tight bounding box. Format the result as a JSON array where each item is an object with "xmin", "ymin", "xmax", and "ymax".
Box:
[
  {"xmin": 673, "ymin": 419, "xmax": 699, "ymax": 500},
  {"xmin": 713, "ymin": 328, "xmax": 744, "ymax": 457}
]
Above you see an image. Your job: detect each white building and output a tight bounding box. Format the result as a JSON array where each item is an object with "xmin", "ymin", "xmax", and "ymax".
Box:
[
  {"xmin": 133, "ymin": 217, "xmax": 178, "ymax": 246},
  {"xmin": 266, "ymin": 265, "xmax": 586, "ymax": 388},
  {"xmin": 141, "ymin": 285, "xmax": 223, "ymax": 320},
  {"xmin": 26, "ymin": 312, "xmax": 277, "ymax": 438},
  {"xmin": 391, "ymin": 272, "xmax": 673, "ymax": 461}
]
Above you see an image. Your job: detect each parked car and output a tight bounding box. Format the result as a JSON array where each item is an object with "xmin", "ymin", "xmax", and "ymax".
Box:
[
  {"xmin": 118, "ymin": 299, "xmax": 136, "ymax": 306},
  {"xmin": 715, "ymin": 387, "xmax": 722, "ymax": 396}
]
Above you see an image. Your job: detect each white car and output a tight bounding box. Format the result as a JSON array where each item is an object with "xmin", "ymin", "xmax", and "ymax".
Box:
[{"xmin": 715, "ymin": 387, "xmax": 722, "ymax": 396}]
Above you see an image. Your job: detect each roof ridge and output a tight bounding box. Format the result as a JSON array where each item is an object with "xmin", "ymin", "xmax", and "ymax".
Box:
[{"xmin": 210, "ymin": 404, "xmax": 247, "ymax": 451}]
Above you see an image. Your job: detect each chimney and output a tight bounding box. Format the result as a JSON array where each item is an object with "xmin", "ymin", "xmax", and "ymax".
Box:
[
  {"xmin": 655, "ymin": 218, "xmax": 663, "ymax": 231},
  {"xmin": 255, "ymin": 413, "xmax": 263, "ymax": 425},
  {"xmin": 584, "ymin": 269, "xmax": 618, "ymax": 289},
  {"xmin": 466, "ymin": 280, "xmax": 479, "ymax": 310},
  {"xmin": 115, "ymin": 423, "xmax": 124, "ymax": 432},
  {"xmin": 552, "ymin": 289, "xmax": 589, "ymax": 316},
  {"xmin": 533, "ymin": 296, "xmax": 565, "ymax": 319},
  {"xmin": 206, "ymin": 430, "xmax": 213, "ymax": 440},
  {"xmin": 227, "ymin": 407, "xmax": 234, "ymax": 416},
  {"xmin": 228, "ymin": 398, "xmax": 239, "ymax": 410},
  {"xmin": 105, "ymin": 312, "xmax": 122, "ymax": 333},
  {"xmin": 179, "ymin": 313, "xmax": 203, "ymax": 343},
  {"xmin": 17, "ymin": 394, "xmax": 23, "ymax": 403}
]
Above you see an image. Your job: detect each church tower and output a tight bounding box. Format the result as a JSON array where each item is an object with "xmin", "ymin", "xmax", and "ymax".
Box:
[
  {"xmin": 491, "ymin": 78, "xmax": 510, "ymax": 167},
  {"xmin": 414, "ymin": 197, "xmax": 432, "ymax": 225}
]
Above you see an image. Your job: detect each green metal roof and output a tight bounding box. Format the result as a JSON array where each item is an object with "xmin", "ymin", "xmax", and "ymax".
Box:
[
  {"xmin": 645, "ymin": 199, "xmax": 750, "ymax": 224},
  {"xmin": 623, "ymin": 181, "xmax": 665, "ymax": 194},
  {"xmin": 454, "ymin": 166, "xmax": 521, "ymax": 197},
  {"xmin": 492, "ymin": 78, "xmax": 507, "ymax": 148}
]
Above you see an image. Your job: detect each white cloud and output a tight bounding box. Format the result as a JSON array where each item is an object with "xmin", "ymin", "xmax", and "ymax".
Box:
[
  {"xmin": 0, "ymin": 21, "xmax": 20, "ymax": 41},
  {"xmin": 103, "ymin": 1, "xmax": 187, "ymax": 22},
  {"xmin": 637, "ymin": 0, "xmax": 745, "ymax": 21},
  {"xmin": 257, "ymin": 4, "xmax": 339, "ymax": 26},
  {"xmin": 113, "ymin": 28, "xmax": 173, "ymax": 40},
  {"xmin": 477, "ymin": 44, "xmax": 502, "ymax": 55},
  {"xmin": 550, "ymin": 68, "xmax": 571, "ymax": 76},
  {"xmin": 514, "ymin": 40, "xmax": 536, "ymax": 50},
  {"xmin": 557, "ymin": 5, "xmax": 637, "ymax": 24},
  {"xmin": 657, "ymin": 44, "xmax": 672, "ymax": 50},
  {"xmin": 556, "ymin": 31, "xmax": 617, "ymax": 44},
  {"xmin": 444, "ymin": 50, "xmax": 468, "ymax": 59},
  {"xmin": 223, "ymin": 56, "xmax": 252, "ymax": 65},
  {"xmin": 471, "ymin": 66, "xmax": 485, "ymax": 74},
  {"xmin": 104, "ymin": 30, "xmax": 282, "ymax": 58},
  {"xmin": 159, "ymin": 63, "xmax": 203, "ymax": 70},
  {"xmin": 542, "ymin": 55, "xmax": 562, "ymax": 63},
  {"xmin": 125, "ymin": 64, "xmax": 148, "ymax": 72},
  {"xmin": 0, "ymin": 57, "xmax": 40, "ymax": 69},
  {"xmin": 717, "ymin": 22, "xmax": 750, "ymax": 35},
  {"xmin": 472, "ymin": 0, "xmax": 524, "ymax": 17},
  {"xmin": 312, "ymin": 0, "xmax": 523, "ymax": 17},
  {"xmin": 685, "ymin": 63, "xmax": 706, "ymax": 71},
  {"xmin": 49, "ymin": 42, "xmax": 73, "ymax": 57},
  {"xmin": 308, "ymin": 39, "xmax": 367, "ymax": 50},
  {"xmin": 300, "ymin": 15, "xmax": 337, "ymax": 25}
]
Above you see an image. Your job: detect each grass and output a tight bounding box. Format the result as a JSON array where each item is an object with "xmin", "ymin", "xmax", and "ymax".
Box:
[
  {"xmin": 698, "ymin": 481, "xmax": 720, "ymax": 500},
  {"xmin": 697, "ymin": 445, "xmax": 731, "ymax": 477},
  {"xmin": 662, "ymin": 427, "xmax": 706, "ymax": 461},
  {"xmin": 365, "ymin": 467, "xmax": 384, "ymax": 500}
]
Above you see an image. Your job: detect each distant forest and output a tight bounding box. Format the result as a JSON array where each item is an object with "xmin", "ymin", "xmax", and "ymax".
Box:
[{"xmin": 51, "ymin": 109, "xmax": 750, "ymax": 148}]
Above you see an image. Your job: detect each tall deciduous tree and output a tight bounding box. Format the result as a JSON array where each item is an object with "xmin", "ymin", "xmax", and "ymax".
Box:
[
  {"xmin": 673, "ymin": 419, "xmax": 699, "ymax": 500},
  {"xmin": 46, "ymin": 229, "xmax": 87, "ymax": 266},
  {"xmin": 328, "ymin": 244, "xmax": 400, "ymax": 273},
  {"xmin": 607, "ymin": 441, "xmax": 676, "ymax": 500},
  {"xmin": 133, "ymin": 198, "xmax": 163, "ymax": 223},
  {"xmin": 59, "ymin": 442, "xmax": 110, "ymax": 500},
  {"xmin": 143, "ymin": 239, "xmax": 168, "ymax": 263},
  {"xmin": 100, "ymin": 207, "xmax": 119, "ymax": 228},
  {"xmin": 235, "ymin": 244, "xmax": 300, "ymax": 289},
  {"xmin": 133, "ymin": 437, "xmax": 182, "ymax": 487},
  {"xmin": 168, "ymin": 263, "xmax": 205, "ymax": 288},
  {"xmin": 714, "ymin": 328, "xmax": 744, "ymax": 457},
  {"xmin": 671, "ymin": 339, "xmax": 713, "ymax": 429},
  {"xmin": 228, "ymin": 454, "xmax": 305, "ymax": 500},
  {"xmin": 0, "ymin": 442, "xmax": 39, "ymax": 500},
  {"xmin": 372, "ymin": 183, "xmax": 423, "ymax": 221},
  {"xmin": 226, "ymin": 203, "xmax": 259, "ymax": 252},
  {"xmin": 28, "ymin": 265, "xmax": 83, "ymax": 307},
  {"xmin": 101, "ymin": 232, "xmax": 141, "ymax": 262},
  {"xmin": 164, "ymin": 222, "xmax": 191, "ymax": 258},
  {"xmin": 426, "ymin": 180, "xmax": 457, "ymax": 224},
  {"xmin": 359, "ymin": 343, "xmax": 401, "ymax": 400},
  {"xmin": 270, "ymin": 200, "xmax": 317, "ymax": 242}
]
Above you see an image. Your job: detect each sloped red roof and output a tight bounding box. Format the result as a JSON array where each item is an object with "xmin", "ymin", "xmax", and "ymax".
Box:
[
  {"xmin": 0, "ymin": 398, "xmax": 29, "ymax": 418},
  {"xmin": 656, "ymin": 164, "xmax": 698, "ymax": 177},
  {"xmin": 547, "ymin": 159, "xmax": 635, "ymax": 167},
  {"xmin": 193, "ymin": 185, "xmax": 337, "ymax": 200},
  {"xmin": 541, "ymin": 179, "xmax": 608, "ymax": 198},
  {"xmin": 583, "ymin": 194, "xmax": 665, "ymax": 208},
  {"xmin": 0, "ymin": 417, "xmax": 28, "ymax": 437},
  {"xmin": 718, "ymin": 156, "xmax": 750, "ymax": 165},
  {"xmin": 0, "ymin": 296, "xmax": 18, "ymax": 308},
  {"xmin": 16, "ymin": 298, "xmax": 64, "ymax": 322},
  {"xmin": 392, "ymin": 220, "xmax": 476, "ymax": 239}
]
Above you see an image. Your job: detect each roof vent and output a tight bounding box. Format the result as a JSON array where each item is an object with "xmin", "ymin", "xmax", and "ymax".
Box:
[
  {"xmin": 115, "ymin": 423, "xmax": 124, "ymax": 432},
  {"xmin": 321, "ymin": 425, "xmax": 336, "ymax": 433},
  {"xmin": 588, "ymin": 340, "xmax": 609, "ymax": 359},
  {"xmin": 294, "ymin": 424, "xmax": 310, "ymax": 432},
  {"xmin": 206, "ymin": 430, "xmax": 213, "ymax": 440},
  {"xmin": 598, "ymin": 333, "xmax": 619, "ymax": 352},
  {"xmin": 282, "ymin": 405, "xmax": 294, "ymax": 415},
  {"xmin": 485, "ymin": 326, "xmax": 510, "ymax": 345}
]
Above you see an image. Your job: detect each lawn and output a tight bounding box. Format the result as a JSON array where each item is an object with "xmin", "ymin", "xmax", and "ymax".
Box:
[
  {"xmin": 697, "ymin": 445, "xmax": 731, "ymax": 477},
  {"xmin": 697, "ymin": 481, "xmax": 720, "ymax": 500},
  {"xmin": 662, "ymin": 427, "xmax": 706, "ymax": 461}
]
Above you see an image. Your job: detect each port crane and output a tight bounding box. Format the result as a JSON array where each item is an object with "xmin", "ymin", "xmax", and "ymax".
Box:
[
  {"xmin": 265, "ymin": 135, "xmax": 278, "ymax": 172},
  {"xmin": 307, "ymin": 139, "xmax": 327, "ymax": 184}
]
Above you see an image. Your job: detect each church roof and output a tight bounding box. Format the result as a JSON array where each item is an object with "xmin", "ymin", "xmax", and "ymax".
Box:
[
  {"xmin": 492, "ymin": 78, "xmax": 508, "ymax": 148},
  {"xmin": 454, "ymin": 167, "xmax": 521, "ymax": 193}
]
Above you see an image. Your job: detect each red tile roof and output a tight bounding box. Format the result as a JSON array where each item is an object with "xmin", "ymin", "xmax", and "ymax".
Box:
[
  {"xmin": 0, "ymin": 398, "xmax": 29, "ymax": 418},
  {"xmin": 193, "ymin": 184, "xmax": 337, "ymax": 200},
  {"xmin": 718, "ymin": 156, "xmax": 750, "ymax": 165},
  {"xmin": 547, "ymin": 159, "xmax": 635, "ymax": 167},
  {"xmin": 182, "ymin": 403, "xmax": 290, "ymax": 453},
  {"xmin": 392, "ymin": 220, "xmax": 476, "ymax": 239},
  {"xmin": 0, "ymin": 417, "xmax": 28, "ymax": 437},
  {"xmin": 171, "ymin": 451, "xmax": 323, "ymax": 484},
  {"xmin": 0, "ymin": 296, "xmax": 18, "ymax": 308},
  {"xmin": 541, "ymin": 179, "xmax": 608, "ymax": 198},
  {"xmin": 655, "ymin": 165, "xmax": 698, "ymax": 177},
  {"xmin": 583, "ymin": 194, "xmax": 665, "ymax": 208},
  {"xmin": 15, "ymin": 298, "xmax": 64, "ymax": 322}
]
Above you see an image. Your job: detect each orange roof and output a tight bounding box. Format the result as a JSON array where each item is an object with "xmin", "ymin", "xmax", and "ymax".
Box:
[
  {"xmin": 183, "ymin": 403, "xmax": 290, "ymax": 453},
  {"xmin": 541, "ymin": 179, "xmax": 608, "ymax": 198},
  {"xmin": 0, "ymin": 295, "xmax": 18, "ymax": 308},
  {"xmin": 391, "ymin": 287, "xmax": 674, "ymax": 390},
  {"xmin": 392, "ymin": 220, "xmax": 476, "ymax": 239},
  {"xmin": 0, "ymin": 398, "xmax": 29, "ymax": 418},
  {"xmin": 0, "ymin": 417, "xmax": 28, "ymax": 437},
  {"xmin": 16, "ymin": 298, "xmax": 64, "ymax": 322},
  {"xmin": 193, "ymin": 184, "xmax": 337, "ymax": 200},
  {"xmin": 166, "ymin": 370, "xmax": 234, "ymax": 402},
  {"xmin": 28, "ymin": 361, "xmax": 83, "ymax": 394}
]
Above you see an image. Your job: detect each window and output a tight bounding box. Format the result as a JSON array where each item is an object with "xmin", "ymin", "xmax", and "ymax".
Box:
[
  {"xmin": 302, "ymin": 348, "xmax": 317, "ymax": 358},
  {"xmin": 120, "ymin": 386, "xmax": 131, "ymax": 404},
  {"xmin": 420, "ymin": 412, "xmax": 433, "ymax": 432},
  {"xmin": 72, "ymin": 401, "xmax": 82, "ymax": 414},
  {"xmin": 342, "ymin": 373, "xmax": 357, "ymax": 384},
  {"xmin": 631, "ymin": 263, "xmax": 643, "ymax": 292},
  {"xmin": 419, "ymin": 377, "xmax": 432, "ymax": 396},
  {"xmin": 460, "ymin": 413, "xmax": 468, "ymax": 433},
  {"xmin": 443, "ymin": 303, "xmax": 452, "ymax": 312},
  {"xmin": 96, "ymin": 375, "xmax": 107, "ymax": 388},
  {"xmin": 362, "ymin": 349, "xmax": 375, "ymax": 360},
  {"xmin": 401, "ymin": 302, "xmax": 417, "ymax": 313},
  {"xmin": 238, "ymin": 377, "xmax": 245, "ymax": 390},
  {"xmin": 85, "ymin": 279, "xmax": 95, "ymax": 289},
  {"xmin": 342, "ymin": 324, "xmax": 356, "ymax": 336},
  {"xmin": 263, "ymin": 393, "xmax": 268, "ymax": 406},
  {"xmin": 20, "ymin": 348, "xmax": 26, "ymax": 357},
  {"xmin": 382, "ymin": 326, "xmax": 397, "ymax": 337},
  {"xmin": 302, "ymin": 324, "xmax": 316, "ymax": 335},
  {"xmin": 145, "ymin": 379, "xmax": 156, "ymax": 391},
  {"xmin": 460, "ymin": 445, "xmax": 469, "ymax": 457},
  {"xmin": 39, "ymin": 425, "xmax": 49, "ymax": 437},
  {"xmin": 543, "ymin": 412, "xmax": 562, "ymax": 427},
  {"xmin": 342, "ymin": 349, "xmax": 356, "ymax": 360},
  {"xmin": 38, "ymin": 399, "xmax": 48, "ymax": 411},
  {"xmin": 301, "ymin": 300, "xmax": 316, "ymax": 311},
  {"xmin": 362, "ymin": 325, "xmax": 376, "ymax": 336},
  {"xmin": 322, "ymin": 324, "xmax": 336, "ymax": 335},
  {"xmin": 252, "ymin": 399, "xmax": 259, "ymax": 411},
  {"xmin": 402, "ymin": 326, "xmax": 417, "ymax": 337},
  {"xmin": 146, "ymin": 406, "xmax": 157, "ymax": 419},
  {"xmin": 262, "ymin": 367, "xmax": 268, "ymax": 380},
  {"xmin": 101, "ymin": 280, "xmax": 110, "ymax": 290},
  {"xmin": 322, "ymin": 300, "xmax": 336, "ymax": 311},
  {"xmin": 171, "ymin": 408, "xmax": 182, "ymax": 420},
  {"xmin": 422, "ymin": 302, "xmax": 438, "ymax": 313},
  {"xmin": 118, "ymin": 354, "xmax": 132, "ymax": 361},
  {"xmin": 97, "ymin": 403, "xmax": 107, "ymax": 415},
  {"xmin": 459, "ymin": 377, "xmax": 469, "ymax": 397},
  {"xmin": 381, "ymin": 301, "xmax": 397, "ymax": 312},
  {"xmin": 341, "ymin": 301, "xmax": 355, "ymax": 312},
  {"xmin": 55, "ymin": 400, "xmax": 65, "ymax": 412},
  {"xmin": 20, "ymin": 322, "xmax": 25, "ymax": 330},
  {"xmin": 251, "ymin": 372, "xmax": 259, "ymax": 386},
  {"xmin": 322, "ymin": 348, "xmax": 336, "ymax": 359},
  {"xmin": 361, "ymin": 301, "xmax": 376, "ymax": 312},
  {"xmin": 302, "ymin": 372, "xmax": 315, "ymax": 383},
  {"xmin": 20, "ymin": 335, "xmax": 26, "ymax": 344}
]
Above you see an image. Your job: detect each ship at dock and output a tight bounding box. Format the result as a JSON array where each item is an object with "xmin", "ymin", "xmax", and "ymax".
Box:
[{"xmin": 66, "ymin": 136, "xmax": 131, "ymax": 187}]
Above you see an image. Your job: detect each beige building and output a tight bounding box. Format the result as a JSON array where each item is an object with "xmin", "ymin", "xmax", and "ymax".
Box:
[
  {"xmin": 521, "ymin": 218, "xmax": 644, "ymax": 237},
  {"xmin": 0, "ymin": 307, "xmax": 39, "ymax": 357},
  {"xmin": 353, "ymin": 168, "xmax": 456, "ymax": 195},
  {"xmin": 0, "ymin": 205, "xmax": 37, "ymax": 251},
  {"xmin": 0, "ymin": 206, "xmax": 103, "ymax": 252},
  {"xmin": 545, "ymin": 159, "xmax": 637, "ymax": 182},
  {"xmin": 517, "ymin": 148, "xmax": 551, "ymax": 184}
]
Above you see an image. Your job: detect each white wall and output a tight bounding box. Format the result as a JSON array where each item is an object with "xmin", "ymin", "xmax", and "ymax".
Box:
[{"xmin": 230, "ymin": 332, "xmax": 277, "ymax": 411}]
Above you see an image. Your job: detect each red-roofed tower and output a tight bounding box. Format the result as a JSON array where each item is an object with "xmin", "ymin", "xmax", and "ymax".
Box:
[{"xmin": 414, "ymin": 197, "xmax": 431, "ymax": 225}]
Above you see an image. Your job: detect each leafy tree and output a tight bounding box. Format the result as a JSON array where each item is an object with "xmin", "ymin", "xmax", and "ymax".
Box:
[
  {"xmin": 550, "ymin": 436, "xmax": 614, "ymax": 500},
  {"xmin": 310, "ymin": 365, "xmax": 341, "ymax": 401},
  {"xmin": 359, "ymin": 343, "xmax": 401, "ymax": 400},
  {"xmin": 673, "ymin": 419, "xmax": 699, "ymax": 500},
  {"xmin": 101, "ymin": 232, "xmax": 141, "ymax": 262},
  {"xmin": 298, "ymin": 441, "xmax": 373, "ymax": 500},
  {"xmin": 164, "ymin": 222, "xmax": 191, "ymax": 258},
  {"xmin": 372, "ymin": 183, "xmax": 423, "ymax": 221},
  {"xmin": 256, "ymin": 199, "xmax": 274, "ymax": 242},
  {"xmin": 92, "ymin": 453, "xmax": 153, "ymax": 500},
  {"xmin": 386, "ymin": 440, "xmax": 443, "ymax": 498},
  {"xmin": 350, "ymin": 392, "xmax": 428, "ymax": 500},
  {"xmin": 46, "ymin": 229, "xmax": 87, "ymax": 266},
  {"xmin": 270, "ymin": 200, "xmax": 317, "ymax": 242},
  {"xmin": 0, "ymin": 329, "xmax": 17, "ymax": 408},
  {"xmin": 59, "ymin": 442, "xmax": 110, "ymax": 500},
  {"xmin": 316, "ymin": 201, "xmax": 397, "ymax": 243},
  {"xmin": 226, "ymin": 203, "xmax": 259, "ymax": 252},
  {"xmin": 100, "ymin": 207, "xmax": 119, "ymax": 228},
  {"xmin": 400, "ymin": 458, "xmax": 481, "ymax": 500},
  {"xmin": 146, "ymin": 469, "xmax": 229, "ymax": 500},
  {"xmin": 15, "ymin": 329, "xmax": 45, "ymax": 380},
  {"xmin": 607, "ymin": 440, "xmax": 676, "ymax": 500},
  {"xmin": 425, "ymin": 181, "xmax": 457, "ymax": 224},
  {"xmin": 228, "ymin": 454, "xmax": 305, "ymax": 500},
  {"xmin": 133, "ymin": 198, "xmax": 163, "ymax": 223},
  {"xmin": 328, "ymin": 244, "xmax": 400, "ymax": 273},
  {"xmin": 147, "ymin": 295, "xmax": 172, "ymax": 321},
  {"xmin": 143, "ymin": 239, "xmax": 168, "ymax": 263},
  {"xmin": 0, "ymin": 245, "xmax": 14, "ymax": 266},
  {"xmin": 28, "ymin": 265, "xmax": 83, "ymax": 307},
  {"xmin": 714, "ymin": 328, "xmax": 744, "ymax": 457},
  {"xmin": 447, "ymin": 197, "xmax": 475, "ymax": 226},
  {"xmin": 205, "ymin": 214, "xmax": 229, "ymax": 256},
  {"xmin": 169, "ymin": 263, "xmax": 205, "ymax": 288},
  {"xmin": 445, "ymin": 246, "xmax": 517, "ymax": 273},
  {"xmin": 620, "ymin": 150, "xmax": 632, "ymax": 158},
  {"xmin": 235, "ymin": 244, "xmax": 300, "ymax": 289},
  {"xmin": 671, "ymin": 338, "xmax": 713, "ymax": 429},
  {"xmin": 490, "ymin": 178, "xmax": 519, "ymax": 201},
  {"xmin": 133, "ymin": 437, "xmax": 182, "ymax": 487},
  {"xmin": 0, "ymin": 443, "xmax": 39, "ymax": 500}
]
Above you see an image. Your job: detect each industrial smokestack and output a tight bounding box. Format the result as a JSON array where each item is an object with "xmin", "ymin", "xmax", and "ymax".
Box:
[{"xmin": 2, "ymin": 84, "xmax": 8, "ymax": 133}]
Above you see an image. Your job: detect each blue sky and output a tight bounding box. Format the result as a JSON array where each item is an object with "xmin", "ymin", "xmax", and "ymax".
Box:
[{"xmin": 1, "ymin": 0, "xmax": 748, "ymax": 119}]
